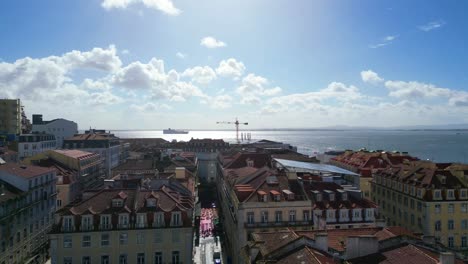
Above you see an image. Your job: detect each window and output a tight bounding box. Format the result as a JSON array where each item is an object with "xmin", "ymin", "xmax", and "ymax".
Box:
[
  {"xmin": 64, "ymin": 257, "xmax": 73, "ymax": 264},
  {"xmin": 82, "ymin": 235, "xmax": 91, "ymax": 247},
  {"xmin": 289, "ymin": 210, "xmax": 296, "ymax": 222},
  {"xmin": 447, "ymin": 190, "xmax": 455, "ymax": 199},
  {"xmin": 448, "ymin": 220, "xmax": 454, "ymax": 230},
  {"xmin": 448, "ymin": 236, "xmax": 454, "ymax": 248},
  {"xmin": 435, "ymin": 204, "xmax": 441, "ymax": 214},
  {"xmin": 82, "ymin": 257, "xmax": 90, "ymax": 264},
  {"xmin": 137, "ymin": 214, "xmax": 146, "ymax": 228},
  {"xmin": 261, "ymin": 211, "xmax": 268, "ymax": 223},
  {"xmin": 411, "ymin": 214, "xmax": 415, "ymax": 225},
  {"xmin": 353, "ymin": 210, "xmax": 361, "ymax": 219},
  {"xmin": 247, "ymin": 212, "xmax": 254, "ymax": 224},
  {"xmin": 170, "ymin": 212, "xmax": 181, "ymax": 227},
  {"xmin": 462, "ymin": 219, "xmax": 468, "ymax": 230},
  {"xmin": 154, "ymin": 230, "xmax": 163, "ymax": 243},
  {"xmin": 154, "ymin": 213, "xmax": 164, "ymax": 227},
  {"xmin": 462, "ymin": 203, "xmax": 467, "ymax": 213},
  {"xmin": 112, "ymin": 199, "xmax": 123, "ymax": 207},
  {"xmin": 172, "ymin": 251, "xmax": 180, "ymax": 264},
  {"xmin": 119, "ymin": 254, "xmax": 128, "ymax": 264},
  {"xmin": 101, "ymin": 255, "xmax": 110, "ymax": 264},
  {"xmin": 417, "ymin": 202, "xmax": 422, "ymax": 212},
  {"xmin": 448, "ymin": 204, "xmax": 455, "ymax": 213},
  {"xmin": 100, "ymin": 215, "xmax": 111, "ymax": 229},
  {"xmin": 57, "ymin": 200, "xmax": 62, "ymax": 208},
  {"xmin": 63, "ymin": 217, "xmax": 73, "ymax": 231},
  {"xmin": 137, "ymin": 253, "xmax": 145, "ymax": 264},
  {"xmin": 63, "ymin": 236, "xmax": 72, "ymax": 248},
  {"xmin": 434, "ymin": 190, "xmax": 441, "ymax": 199},
  {"xmin": 82, "ymin": 216, "xmax": 93, "ymax": 231},
  {"xmin": 101, "ymin": 233, "xmax": 110, "ymax": 246},
  {"xmin": 303, "ymin": 210, "xmax": 310, "ymax": 221},
  {"xmin": 435, "ymin": 221, "xmax": 441, "ymax": 231},
  {"xmin": 275, "ymin": 211, "xmax": 282, "ymax": 223},
  {"xmin": 119, "ymin": 233, "xmax": 128, "ymax": 245},
  {"xmin": 137, "ymin": 233, "xmax": 145, "ymax": 244},
  {"xmin": 462, "ymin": 236, "xmax": 467, "ymax": 248},
  {"xmin": 154, "ymin": 252, "xmax": 163, "ymax": 264},
  {"xmin": 119, "ymin": 214, "xmax": 129, "ymax": 228}
]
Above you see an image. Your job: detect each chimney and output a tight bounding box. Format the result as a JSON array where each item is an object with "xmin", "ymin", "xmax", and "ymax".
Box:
[
  {"xmin": 345, "ymin": 236, "xmax": 378, "ymax": 260},
  {"xmin": 439, "ymin": 252, "xmax": 455, "ymax": 264},
  {"xmin": 315, "ymin": 233, "xmax": 328, "ymax": 252},
  {"xmin": 175, "ymin": 167, "xmax": 186, "ymax": 179}
]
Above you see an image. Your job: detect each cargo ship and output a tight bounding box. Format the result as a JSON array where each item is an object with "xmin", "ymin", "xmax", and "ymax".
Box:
[{"xmin": 163, "ymin": 128, "xmax": 189, "ymax": 134}]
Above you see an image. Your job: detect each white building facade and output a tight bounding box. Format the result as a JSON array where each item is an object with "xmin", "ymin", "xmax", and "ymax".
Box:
[
  {"xmin": 17, "ymin": 134, "xmax": 57, "ymax": 159},
  {"xmin": 32, "ymin": 115, "xmax": 78, "ymax": 148}
]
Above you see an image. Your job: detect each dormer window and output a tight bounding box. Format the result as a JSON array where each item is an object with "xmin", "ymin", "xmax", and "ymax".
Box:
[
  {"xmin": 147, "ymin": 198, "xmax": 156, "ymax": 207},
  {"xmin": 63, "ymin": 216, "xmax": 74, "ymax": 232},
  {"xmin": 118, "ymin": 214, "xmax": 129, "ymax": 228},
  {"xmin": 461, "ymin": 189, "xmax": 468, "ymax": 199},
  {"xmin": 100, "ymin": 215, "xmax": 111, "ymax": 230},
  {"xmin": 136, "ymin": 214, "xmax": 146, "ymax": 228},
  {"xmin": 440, "ymin": 176, "xmax": 446, "ymax": 185},
  {"xmin": 112, "ymin": 199, "xmax": 123, "ymax": 207},
  {"xmin": 171, "ymin": 211, "xmax": 182, "ymax": 226},
  {"xmin": 154, "ymin": 212, "xmax": 165, "ymax": 227},
  {"xmin": 434, "ymin": 190, "xmax": 442, "ymax": 200},
  {"xmin": 81, "ymin": 215, "xmax": 93, "ymax": 231},
  {"xmin": 270, "ymin": 190, "xmax": 281, "ymax": 201},
  {"xmin": 282, "ymin": 190, "xmax": 294, "ymax": 201},
  {"xmin": 447, "ymin": 189, "xmax": 455, "ymax": 200},
  {"xmin": 258, "ymin": 191, "xmax": 267, "ymax": 202},
  {"xmin": 247, "ymin": 159, "xmax": 254, "ymax": 167}
]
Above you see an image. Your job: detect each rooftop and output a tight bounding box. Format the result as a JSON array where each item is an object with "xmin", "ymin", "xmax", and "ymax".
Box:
[
  {"xmin": 0, "ymin": 163, "xmax": 55, "ymax": 178},
  {"xmin": 275, "ymin": 158, "xmax": 359, "ymax": 176},
  {"xmin": 52, "ymin": 149, "xmax": 96, "ymax": 159}
]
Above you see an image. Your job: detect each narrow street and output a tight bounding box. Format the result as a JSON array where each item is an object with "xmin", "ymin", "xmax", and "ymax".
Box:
[{"xmin": 194, "ymin": 207, "xmax": 222, "ymax": 264}]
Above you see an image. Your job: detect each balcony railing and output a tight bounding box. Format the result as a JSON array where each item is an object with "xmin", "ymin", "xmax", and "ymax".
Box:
[
  {"xmin": 244, "ymin": 220, "xmax": 312, "ymax": 228},
  {"xmin": 80, "ymin": 225, "xmax": 94, "ymax": 231},
  {"xmin": 99, "ymin": 224, "xmax": 113, "ymax": 230}
]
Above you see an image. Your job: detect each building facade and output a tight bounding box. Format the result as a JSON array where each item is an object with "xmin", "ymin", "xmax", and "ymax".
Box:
[
  {"xmin": 49, "ymin": 187, "xmax": 194, "ymax": 264},
  {"xmin": 63, "ymin": 130, "xmax": 122, "ymax": 177},
  {"xmin": 16, "ymin": 134, "xmax": 57, "ymax": 159},
  {"xmin": 372, "ymin": 161, "xmax": 468, "ymax": 251},
  {"xmin": 0, "ymin": 99, "xmax": 21, "ymax": 135},
  {"xmin": 0, "ymin": 163, "xmax": 57, "ymax": 264},
  {"xmin": 31, "ymin": 115, "xmax": 78, "ymax": 148}
]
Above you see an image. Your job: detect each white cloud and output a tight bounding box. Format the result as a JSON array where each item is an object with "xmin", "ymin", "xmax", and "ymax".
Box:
[
  {"xmin": 211, "ymin": 95, "xmax": 233, "ymax": 109},
  {"xmin": 80, "ymin": 79, "xmax": 111, "ymax": 90},
  {"xmin": 121, "ymin": 49, "xmax": 130, "ymax": 55},
  {"xmin": 370, "ymin": 35, "xmax": 397, "ymax": 49},
  {"xmin": 59, "ymin": 45, "xmax": 122, "ymax": 72},
  {"xmin": 89, "ymin": 91, "xmax": 124, "ymax": 106},
  {"xmin": 385, "ymin": 80, "xmax": 452, "ymax": 99},
  {"xmin": 112, "ymin": 59, "xmax": 206, "ymax": 101},
  {"xmin": 101, "ymin": 0, "xmax": 181, "ymax": 15},
  {"xmin": 236, "ymin": 74, "xmax": 282, "ymax": 104},
  {"xmin": 130, "ymin": 102, "xmax": 172, "ymax": 112},
  {"xmin": 419, "ymin": 20, "xmax": 445, "ymax": 32},
  {"xmin": 200, "ymin": 37, "xmax": 226, "ymax": 48},
  {"xmin": 176, "ymin": 52, "xmax": 186, "ymax": 59},
  {"xmin": 216, "ymin": 58, "xmax": 245, "ymax": 79},
  {"xmin": 361, "ymin": 70, "xmax": 384, "ymax": 84},
  {"xmin": 182, "ymin": 66, "xmax": 217, "ymax": 84}
]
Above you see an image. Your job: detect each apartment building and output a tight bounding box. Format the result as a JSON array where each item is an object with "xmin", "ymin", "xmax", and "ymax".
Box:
[
  {"xmin": 372, "ymin": 161, "xmax": 468, "ymax": 250},
  {"xmin": 217, "ymin": 151, "xmax": 381, "ymax": 263},
  {"xmin": 330, "ymin": 149, "xmax": 418, "ymax": 199},
  {"xmin": 244, "ymin": 227, "xmax": 464, "ymax": 263},
  {"xmin": 0, "ymin": 163, "xmax": 57, "ymax": 264},
  {"xmin": 31, "ymin": 114, "xmax": 78, "ymax": 148},
  {"xmin": 49, "ymin": 186, "xmax": 195, "ymax": 264},
  {"xmin": 0, "ymin": 99, "xmax": 21, "ymax": 135},
  {"xmin": 16, "ymin": 133, "xmax": 57, "ymax": 159},
  {"xmin": 63, "ymin": 129, "xmax": 123, "ymax": 176}
]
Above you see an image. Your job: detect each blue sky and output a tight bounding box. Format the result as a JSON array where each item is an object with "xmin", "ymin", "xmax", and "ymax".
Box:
[{"xmin": 1, "ymin": 0, "xmax": 468, "ymax": 129}]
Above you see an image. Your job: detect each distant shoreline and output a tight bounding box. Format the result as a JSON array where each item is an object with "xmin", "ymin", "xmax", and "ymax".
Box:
[{"xmin": 93, "ymin": 128, "xmax": 468, "ymax": 132}]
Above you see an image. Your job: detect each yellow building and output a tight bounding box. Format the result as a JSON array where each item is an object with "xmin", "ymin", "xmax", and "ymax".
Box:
[
  {"xmin": 0, "ymin": 99, "xmax": 21, "ymax": 134},
  {"xmin": 372, "ymin": 161, "xmax": 468, "ymax": 251},
  {"xmin": 50, "ymin": 188, "xmax": 195, "ymax": 264}
]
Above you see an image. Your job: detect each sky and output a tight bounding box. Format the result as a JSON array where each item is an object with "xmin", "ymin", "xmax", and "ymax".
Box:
[{"xmin": 1, "ymin": 0, "xmax": 468, "ymax": 129}]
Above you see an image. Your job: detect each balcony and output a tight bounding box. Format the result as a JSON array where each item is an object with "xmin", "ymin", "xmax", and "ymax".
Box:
[
  {"xmin": 62, "ymin": 225, "xmax": 75, "ymax": 232},
  {"xmin": 244, "ymin": 220, "xmax": 312, "ymax": 228},
  {"xmin": 80, "ymin": 225, "xmax": 94, "ymax": 231},
  {"xmin": 99, "ymin": 224, "xmax": 113, "ymax": 230}
]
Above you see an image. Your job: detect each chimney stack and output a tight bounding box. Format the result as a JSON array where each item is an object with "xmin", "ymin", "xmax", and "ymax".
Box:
[{"xmin": 439, "ymin": 252, "xmax": 455, "ymax": 264}]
